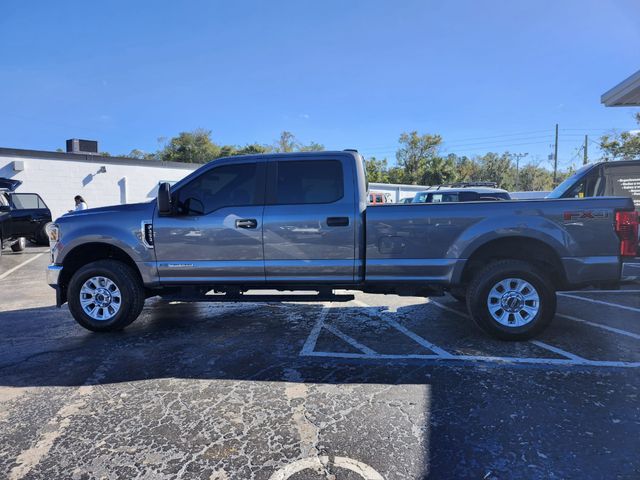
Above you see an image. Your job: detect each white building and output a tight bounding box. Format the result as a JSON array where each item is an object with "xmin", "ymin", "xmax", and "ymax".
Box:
[
  {"xmin": 367, "ymin": 182, "xmax": 428, "ymax": 202},
  {"xmin": 0, "ymin": 147, "xmax": 197, "ymax": 219}
]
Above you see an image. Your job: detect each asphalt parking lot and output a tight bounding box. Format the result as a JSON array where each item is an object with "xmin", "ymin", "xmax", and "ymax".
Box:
[{"xmin": 1, "ymin": 246, "xmax": 639, "ymax": 479}]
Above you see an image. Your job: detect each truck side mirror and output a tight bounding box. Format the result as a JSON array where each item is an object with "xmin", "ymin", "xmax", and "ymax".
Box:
[{"xmin": 157, "ymin": 182, "xmax": 172, "ymax": 216}]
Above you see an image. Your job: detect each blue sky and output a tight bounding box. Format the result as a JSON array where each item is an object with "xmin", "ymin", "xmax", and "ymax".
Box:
[{"xmin": 1, "ymin": 0, "xmax": 639, "ymax": 171}]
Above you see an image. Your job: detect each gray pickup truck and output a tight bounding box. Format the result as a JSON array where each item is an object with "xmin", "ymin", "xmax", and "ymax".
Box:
[{"xmin": 46, "ymin": 150, "xmax": 639, "ymax": 340}]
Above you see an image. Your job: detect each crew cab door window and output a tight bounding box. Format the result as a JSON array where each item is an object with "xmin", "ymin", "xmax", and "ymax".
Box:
[
  {"xmin": 176, "ymin": 163, "xmax": 259, "ymax": 215},
  {"xmin": 272, "ymin": 160, "xmax": 343, "ymax": 204}
]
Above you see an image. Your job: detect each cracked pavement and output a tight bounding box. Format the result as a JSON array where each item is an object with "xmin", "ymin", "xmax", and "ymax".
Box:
[{"xmin": 1, "ymin": 247, "xmax": 639, "ymax": 479}]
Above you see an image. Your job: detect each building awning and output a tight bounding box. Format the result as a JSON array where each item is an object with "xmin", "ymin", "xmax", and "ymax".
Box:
[{"xmin": 601, "ymin": 69, "xmax": 640, "ymax": 107}]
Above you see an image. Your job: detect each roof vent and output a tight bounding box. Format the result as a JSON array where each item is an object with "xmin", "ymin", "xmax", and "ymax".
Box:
[{"xmin": 66, "ymin": 138, "xmax": 98, "ymax": 154}]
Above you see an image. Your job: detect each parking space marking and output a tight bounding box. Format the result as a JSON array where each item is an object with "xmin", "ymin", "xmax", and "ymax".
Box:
[
  {"xmin": 530, "ymin": 340, "xmax": 586, "ymax": 361},
  {"xmin": 299, "ymin": 299, "xmax": 640, "ymax": 368},
  {"xmin": 300, "ymin": 305, "xmax": 329, "ymax": 355},
  {"xmin": 563, "ymin": 289, "xmax": 640, "ymax": 294},
  {"xmin": 557, "ymin": 313, "xmax": 640, "ymax": 340},
  {"xmin": 558, "ymin": 293, "xmax": 640, "ymax": 314},
  {"xmin": 352, "ymin": 299, "xmax": 453, "ymax": 357},
  {"xmin": 0, "ymin": 253, "xmax": 44, "ymax": 281},
  {"xmin": 269, "ymin": 456, "xmax": 384, "ymax": 480},
  {"xmin": 303, "ymin": 350, "xmax": 640, "ymax": 368},
  {"xmin": 322, "ymin": 322, "xmax": 377, "ymax": 355}
]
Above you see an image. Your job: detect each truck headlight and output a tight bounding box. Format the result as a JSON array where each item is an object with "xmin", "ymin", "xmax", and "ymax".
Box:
[{"xmin": 45, "ymin": 223, "xmax": 60, "ymax": 244}]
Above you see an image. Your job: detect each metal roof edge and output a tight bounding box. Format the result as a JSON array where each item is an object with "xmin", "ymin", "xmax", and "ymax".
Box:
[
  {"xmin": 601, "ymin": 69, "xmax": 640, "ymax": 106},
  {"xmin": 0, "ymin": 147, "xmax": 200, "ymax": 170}
]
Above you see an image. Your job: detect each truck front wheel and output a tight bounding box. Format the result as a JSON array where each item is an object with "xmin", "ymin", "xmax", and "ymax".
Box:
[
  {"xmin": 466, "ymin": 260, "xmax": 556, "ymax": 341},
  {"xmin": 68, "ymin": 260, "xmax": 145, "ymax": 332}
]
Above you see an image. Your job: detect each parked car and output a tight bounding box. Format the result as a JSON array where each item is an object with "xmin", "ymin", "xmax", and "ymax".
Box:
[
  {"xmin": 0, "ymin": 178, "xmax": 52, "ymax": 256},
  {"xmin": 46, "ymin": 151, "xmax": 638, "ymax": 340},
  {"xmin": 400, "ymin": 197, "xmax": 414, "ymax": 204},
  {"xmin": 368, "ymin": 191, "xmax": 393, "ymax": 204},
  {"xmin": 547, "ymin": 159, "xmax": 640, "ymax": 211},
  {"xmin": 412, "ymin": 183, "xmax": 511, "ymax": 203}
]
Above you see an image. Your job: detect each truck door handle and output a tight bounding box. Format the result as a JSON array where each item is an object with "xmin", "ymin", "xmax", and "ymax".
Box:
[
  {"xmin": 327, "ymin": 217, "xmax": 349, "ymax": 227},
  {"xmin": 235, "ymin": 218, "xmax": 258, "ymax": 229}
]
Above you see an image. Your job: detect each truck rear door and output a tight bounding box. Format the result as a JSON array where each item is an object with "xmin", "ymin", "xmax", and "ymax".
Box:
[{"xmin": 262, "ymin": 156, "xmax": 356, "ymax": 283}]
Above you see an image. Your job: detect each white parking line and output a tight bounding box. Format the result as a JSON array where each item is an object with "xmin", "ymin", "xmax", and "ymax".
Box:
[
  {"xmin": 322, "ymin": 323, "xmax": 377, "ymax": 355},
  {"xmin": 300, "ymin": 304, "xmax": 329, "ymax": 355},
  {"xmin": 0, "ymin": 253, "xmax": 44, "ymax": 281},
  {"xmin": 558, "ymin": 293, "xmax": 640, "ymax": 314},
  {"xmin": 563, "ymin": 289, "xmax": 640, "ymax": 294},
  {"xmin": 299, "ymin": 296, "xmax": 640, "ymax": 368},
  {"xmin": 302, "ymin": 350, "xmax": 640, "ymax": 368},
  {"xmin": 351, "ymin": 299, "xmax": 453, "ymax": 357},
  {"xmin": 530, "ymin": 340, "xmax": 586, "ymax": 361},
  {"xmin": 558, "ymin": 313, "xmax": 640, "ymax": 340}
]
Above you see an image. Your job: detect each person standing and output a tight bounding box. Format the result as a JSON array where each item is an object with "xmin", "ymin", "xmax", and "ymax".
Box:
[{"xmin": 74, "ymin": 195, "xmax": 88, "ymax": 211}]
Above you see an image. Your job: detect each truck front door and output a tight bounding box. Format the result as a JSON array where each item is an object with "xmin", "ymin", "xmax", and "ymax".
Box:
[
  {"xmin": 153, "ymin": 159, "xmax": 266, "ymax": 284},
  {"xmin": 262, "ymin": 157, "xmax": 356, "ymax": 283}
]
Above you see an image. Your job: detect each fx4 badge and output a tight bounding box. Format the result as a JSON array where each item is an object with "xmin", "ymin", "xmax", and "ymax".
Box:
[{"xmin": 563, "ymin": 210, "xmax": 609, "ymax": 221}]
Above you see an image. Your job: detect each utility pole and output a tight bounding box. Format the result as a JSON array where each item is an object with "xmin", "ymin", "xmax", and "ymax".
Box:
[
  {"xmin": 512, "ymin": 152, "xmax": 528, "ymax": 191},
  {"xmin": 553, "ymin": 123, "xmax": 559, "ymax": 185},
  {"xmin": 583, "ymin": 135, "xmax": 588, "ymax": 165}
]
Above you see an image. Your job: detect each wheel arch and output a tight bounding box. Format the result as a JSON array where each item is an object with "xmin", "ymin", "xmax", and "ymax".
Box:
[
  {"xmin": 60, "ymin": 242, "xmax": 143, "ymax": 289},
  {"xmin": 459, "ymin": 236, "xmax": 567, "ymax": 289}
]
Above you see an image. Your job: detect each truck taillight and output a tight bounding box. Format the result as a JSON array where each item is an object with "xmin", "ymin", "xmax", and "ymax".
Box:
[{"xmin": 615, "ymin": 211, "xmax": 639, "ymax": 257}]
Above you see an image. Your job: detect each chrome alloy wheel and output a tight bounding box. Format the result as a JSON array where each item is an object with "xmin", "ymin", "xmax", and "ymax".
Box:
[
  {"xmin": 80, "ymin": 276, "xmax": 122, "ymax": 321},
  {"xmin": 487, "ymin": 277, "xmax": 540, "ymax": 327}
]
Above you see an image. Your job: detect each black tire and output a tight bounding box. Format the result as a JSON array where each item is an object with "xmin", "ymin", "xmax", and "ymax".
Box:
[
  {"xmin": 466, "ymin": 260, "xmax": 556, "ymax": 341},
  {"xmin": 10, "ymin": 237, "xmax": 26, "ymax": 252},
  {"xmin": 68, "ymin": 260, "xmax": 145, "ymax": 332}
]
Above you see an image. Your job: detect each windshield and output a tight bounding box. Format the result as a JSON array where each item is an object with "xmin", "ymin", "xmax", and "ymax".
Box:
[{"xmin": 546, "ymin": 164, "xmax": 594, "ymax": 198}]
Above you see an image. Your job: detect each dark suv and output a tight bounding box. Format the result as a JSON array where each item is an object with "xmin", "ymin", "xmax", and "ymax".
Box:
[{"xmin": 0, "ymin": 178, "xmax": 51, "ymax": 256}]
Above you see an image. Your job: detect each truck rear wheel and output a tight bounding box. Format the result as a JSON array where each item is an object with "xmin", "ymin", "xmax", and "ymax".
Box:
[
  {"xmin": 466, "ymin": 260, "xmax": 556, "ymax": 341},
  {"xmin": 68, "ymin": 260, "xmax": 145, "ymax": 332}
]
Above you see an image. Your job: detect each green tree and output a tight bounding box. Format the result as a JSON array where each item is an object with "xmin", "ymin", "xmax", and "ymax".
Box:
[
  {"xmin": 422, "ymin": 154, "xmax": 457, "ymax": 185},
  {"xmin": 274, "ymin": 131, "xmax": 296, "ymax": 153},
  {"xmin": 517, "ymin": 164, "xmax": 554, "ymax": 191},
  {"xmin": 365, "ymin": 157, "xmax": 389, "ymax": 183},
  {"xmin": 273, "ymin": 131, "xmax": 324, "ymax": 153},
  {"xmin": 600, "ymin": 113, "xmax": 640, "ymax": 161},
  {"xmin": 236, "ymin": 143, "xmax": 272, "ymax": 155},
  {"xmin": 395, "ymin": 131, "xmax": 443, "ymax": 184},
  {"xmin": 476, "ymin": 152, "xmax": 516, "ymax": 189},
  {"xmin": 455, "ymin": 155, "xmax": 480, "ymax": 182},
  {"xmin": 386, "ymin": 166, "xmax": 406, "ymax": 184},
  {"xmin": 126, "ymin": 149, "xmax": 157, "ymax": 160},
  {"xmin": 159, "ymin": 129, "xmax": 221, "ymax": 163}
]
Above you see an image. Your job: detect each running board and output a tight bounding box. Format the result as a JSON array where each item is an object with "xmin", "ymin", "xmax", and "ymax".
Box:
[{"xmin": 160, "ymin": 293, "xmax": 355, "ymax": 303}]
